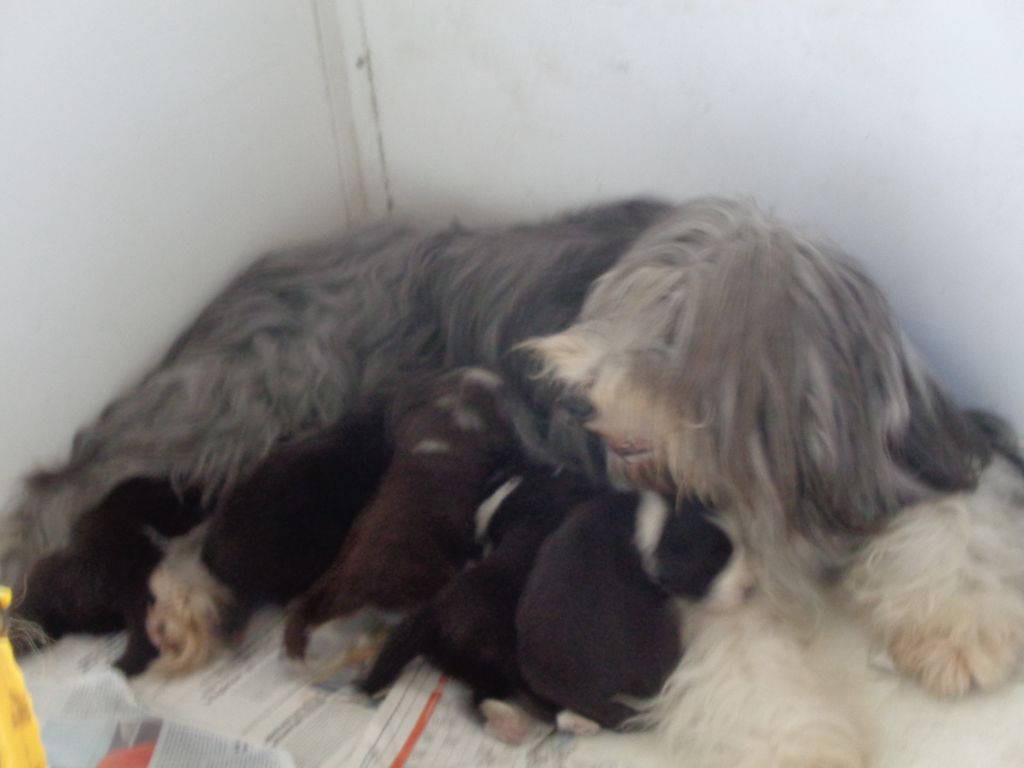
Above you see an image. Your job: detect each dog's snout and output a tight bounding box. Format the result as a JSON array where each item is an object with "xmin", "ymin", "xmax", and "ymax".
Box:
[{"xmin": 558, "ymin": 393, "xmax": 595, "ymax": 422}]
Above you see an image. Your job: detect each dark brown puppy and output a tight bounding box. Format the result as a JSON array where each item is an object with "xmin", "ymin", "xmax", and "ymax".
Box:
[
  {"xmin": 14, "ymin": 478, "xmax": 206, "ymax": 675},
  {"xmin": 360, "ymin": 466, "xmax": 598, "ymax": 704},
  {"xmin": 516, "ymin": 491, "xmax": 738, "ymax": 731},
  {"xmin": 284, "ymin": 367, "xmax": 520, "ymax": 659},
  {"xmin": 201, "ymin": 400, "xmax": 393, "ymax": 606},
  {"xmin": 138, "ymin": 401, "xmax": 396, "ymax": 675}
]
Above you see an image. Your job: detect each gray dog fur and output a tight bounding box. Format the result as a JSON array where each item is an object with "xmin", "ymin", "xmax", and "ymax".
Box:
[{"xmin": 0, "ymin": 197, "xmax": 993, "ymax": 591}]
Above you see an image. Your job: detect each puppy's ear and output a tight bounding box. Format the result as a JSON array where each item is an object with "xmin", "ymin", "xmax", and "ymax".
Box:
[{"xmin": 518, "ymin": 326, "xmax": 607, "ymax": 385}]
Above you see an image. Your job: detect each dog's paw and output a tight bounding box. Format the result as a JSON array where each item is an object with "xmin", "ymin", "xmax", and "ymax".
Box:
[
  {"xmin": 555, "ymin": 710, "xmax": 601, "ymax": 736},
  {"xmin": 480, "ymin": 699, "xmax": 532, "ymax": 745},
  {"xmin": 884, "ymin": 598, "xmax": 1024, "ymax": 698}
]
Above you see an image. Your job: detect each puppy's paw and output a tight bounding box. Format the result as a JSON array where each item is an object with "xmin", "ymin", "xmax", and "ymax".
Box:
[
  {"xmin": 555, "ymin": 710, "xmax": 601, "ymax": 736},
  {"xmin": 884, "ymin": 597, "xmax": 1024, "ymax": 698},
  {"xmin": 480, "ymin": 699, "xmax": 532, "ymax": 745}
]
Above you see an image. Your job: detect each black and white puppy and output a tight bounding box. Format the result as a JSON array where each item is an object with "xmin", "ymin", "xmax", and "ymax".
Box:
[
  {"xmin": 515, "ymin": 491, "xmax": 748, "ymax": 734},
  {"xmin": 364, "ymin": 483, "xmax": 748, "ymax": 743},
  {"xmin": 360, "ymin": 466, "xmax": 599, "ymax": 714}
]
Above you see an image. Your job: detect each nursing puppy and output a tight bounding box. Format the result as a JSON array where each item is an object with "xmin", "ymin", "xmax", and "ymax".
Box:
[
  {"xmin": 283, "ymin": 367, "xmax": 521, "ymax": 660},
  {"xmin": 140, "ymin": 402, "xmax": 394, "ymax": 674},
  {"xmin": 13, "ymin": 478, "xmax": 206, "ymax": 675},
  {"xmin": 515, "ymin": 491, "xmax": 743, "ymax": 733},
  {"xmin": 360, "ymin": 467, "xmax": 599, "ymax": 716},
  {"xmin": 202, "ymin": 401, "xmax": 393, "ymax": 604}
]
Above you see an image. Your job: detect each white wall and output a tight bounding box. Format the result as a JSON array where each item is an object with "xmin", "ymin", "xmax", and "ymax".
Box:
[
  {"xmin": 351, "ymin": 0, "xmax": 1024, "ymax": 427},
  {"xmin": 0, "ymin": 1, "xmax": 363, "ymax": 501},
  {"xmin": 4, "ymin": 1, "xmax": 1024, "ymax": 505}
]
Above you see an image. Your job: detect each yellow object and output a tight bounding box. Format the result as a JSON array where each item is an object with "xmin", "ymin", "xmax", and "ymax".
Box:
[{"xmin": 0, "ymin": 585, "xmax": 47, "ymax": 768}]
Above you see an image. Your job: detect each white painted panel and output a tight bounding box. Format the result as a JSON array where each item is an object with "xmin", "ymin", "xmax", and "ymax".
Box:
[
  {"xmin": 0, "ymin": 1, "xmax": 352, "ymax": 499},
  {"xmin": 358, "ymin": 0, "xmax": 1024, "ymax": 426}
]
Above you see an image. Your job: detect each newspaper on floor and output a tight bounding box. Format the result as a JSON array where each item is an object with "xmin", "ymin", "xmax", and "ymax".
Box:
[
  {"xmin": 348, "ymin": 660, "xmax": 660, "ymax": 768},
  {"xmin": 23, "ymin": 609, "xmax": 663, "ymax": 768},
  {"xmin": 22, "ymin": 609, "xmax": 388, "ymax": 768}
]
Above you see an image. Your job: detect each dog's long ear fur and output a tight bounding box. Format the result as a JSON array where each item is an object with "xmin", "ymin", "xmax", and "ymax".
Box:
[
  {"xmin": 517, "ymin": 327, "xmax": 607, "ymax": 387},
  {"xmin": 361, "ymin": 608, "xmax": 438, "ymax": 695},
  {"xmin": 524, "ymin": 199, "xmax": 990, "ymax": 548}
]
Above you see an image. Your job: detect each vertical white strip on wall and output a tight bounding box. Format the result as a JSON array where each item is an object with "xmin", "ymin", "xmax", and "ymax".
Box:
[{"xmin": 314, "ymin": 0, "xmax": 392, "ymax": 224}]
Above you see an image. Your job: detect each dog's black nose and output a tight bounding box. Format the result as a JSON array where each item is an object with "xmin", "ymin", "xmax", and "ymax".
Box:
[{"xmin": 557, "ymin": 393, "xmax": 595, "ymax": 422}]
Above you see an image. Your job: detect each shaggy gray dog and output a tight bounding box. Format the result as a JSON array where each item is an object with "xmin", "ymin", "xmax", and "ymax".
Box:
[{"xmin": 5, "ymin": 197, "xmax": 1024, "ymax": 767}]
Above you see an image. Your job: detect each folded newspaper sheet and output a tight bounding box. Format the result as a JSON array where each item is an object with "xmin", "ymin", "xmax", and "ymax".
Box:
[{"xmin": 22, "ymin": 609, "xmax": 659, "ymax": 768}]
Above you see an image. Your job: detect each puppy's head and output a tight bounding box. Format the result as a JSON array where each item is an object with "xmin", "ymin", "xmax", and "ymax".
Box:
[{"xmin": 633, "ymin": 493, "xmax": 754, "ymax": 610}]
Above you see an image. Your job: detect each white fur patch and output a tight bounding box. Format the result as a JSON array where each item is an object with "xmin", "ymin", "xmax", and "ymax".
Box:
[
  {"xmin": 480, "ymin": 699, "xmax": 533, "ymax": 745},
  {"xmin": 461, "ymin": 368, "xmax": 503, "ymax": 389},
  {"xmin": 520, "ymin": 328, "xmax": 608, "ymax": 386},
  {"xmin": 638, "ymin": 597, "xmax": 867, "ymax": 768},
  {"xmin": 434, "ymin": 390, "xmax": 488, "ymax": 431},
  {"xmin": 412, "ymin": 438, "xmax": 451, "ymax": 455},
  {"xmin": 555, "ymin": 710, "xmax": 601, "ymax": 735},
  {"xmin": 633, "ymin": 492, "xmax": 669, "ymax": 579},
  {"xmin": 703, "ymin": 549, "xmax": 756, "ymax": 612},
  {"xmin": 452, "ymin": 406, "xmax": 486, "ymax": 432},
  {"xmin": 475, "ymin": 477, "xmax": 522, "ymax": 541},
  {"xmin": 146, "ymin": 523, "xmax": 235, "ymax": 676}
]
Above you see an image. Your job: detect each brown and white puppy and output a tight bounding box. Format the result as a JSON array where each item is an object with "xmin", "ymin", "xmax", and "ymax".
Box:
[
  {"xmin": 284, "ymin": 367, "xmax": 520, "ymax": 660},
  {"xmin": 13, "ymin": 478, "xmax": 207, "ymax": 675}
]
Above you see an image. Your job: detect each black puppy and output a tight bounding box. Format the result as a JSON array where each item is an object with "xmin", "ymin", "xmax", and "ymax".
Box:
[
  {"xmin": 142, "ymin": 402, "xmax": 395, "ymax": 674},
  {"xmin": 361, "ymin": 467, "xmax": 598, "ymax": 717},
  {"xmin": 14, "ymin": 477, "xmax": 207, "ymax": 674},
  {"xmin": 516, "ymin": 491, "xmax": 741, "ymax": 732},
  {"xmin": 202, "ymin": 400, "xmax": 393, "ymax": 605}
]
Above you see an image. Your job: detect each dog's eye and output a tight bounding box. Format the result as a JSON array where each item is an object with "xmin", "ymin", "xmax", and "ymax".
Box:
[{"xmin": 557, "ymin": 393, "xmax": 595, "ymax": 422}]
